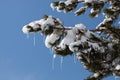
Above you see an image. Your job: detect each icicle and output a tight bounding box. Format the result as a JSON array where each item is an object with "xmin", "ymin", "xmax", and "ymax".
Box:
[
  {"xmin": 73, "ymin": 54, "xmax": 77, "ymax": 64},
  {"xmin": 33, "ymin": 33, "xmax": 36, "ymax": 46},
  {"xmin": 52, "ymin": 54, "xmax": 56, "ymax": 70},
  {"xmin": 43, "ymin": 35, "xmax": 46, "ymax": 43},
  {"xmin": 26, "ymin": 34, "xmax": 29, "ymax": 39},
  {"xmin": 49, "ymin": 48, "xmax": 53, "ymax": 55},
  {"xmin": 60, "ymin": 56, "xmax": 63, "ymax": 71}
]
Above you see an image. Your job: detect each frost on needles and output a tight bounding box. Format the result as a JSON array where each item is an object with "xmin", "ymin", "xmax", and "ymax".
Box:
[{"xmin": 22, "ymin": 0, "xmax": 120, "ymax": 80}]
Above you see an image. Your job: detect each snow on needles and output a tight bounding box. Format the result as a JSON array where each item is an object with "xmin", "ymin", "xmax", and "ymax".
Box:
[
  {"xmin": 22, "ymin": 15, "xmax": 113, "ymax": 57},
  {"xmin": 22, "ymin": 15, "xmax": 63, "ymax": 34},
  {"xmin": 22, "ymin": 19, "xmax": 104, "ymax": 53},
  {"xmin": 58, "ymin": 23, "xmax": 86, "ymax": 50},
  {"xmin": 115, "ymin": 65, "xmax": 120, "ymax": 70},
  {"xmin": 45, "ymin": 29, "xmax": 62, "ymax": 48},
  {"xmin": 22, "ymin": 25, "xmax": 31, "ymax": 34},
  {"xmin": 59, "ymin": 29, "xmax": 76, "ymax": 49}
]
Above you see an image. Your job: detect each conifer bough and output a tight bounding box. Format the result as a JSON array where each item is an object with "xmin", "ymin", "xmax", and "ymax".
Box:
[{"xmin": 22, "ymin": 0, "xmax": 120, "ymax": 80}]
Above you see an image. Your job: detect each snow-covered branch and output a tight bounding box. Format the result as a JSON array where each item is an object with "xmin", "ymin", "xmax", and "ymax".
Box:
[
  {"xmin": 22, "ymin": 0, "xmax": 120, "ymax": 79},
  {"xmin": 22, "ymin": 16, "xmax": 120, "ymax": 80},
  {"xmin": 22, "ymin": 15, "xmax": 103, "ymax": 35}
]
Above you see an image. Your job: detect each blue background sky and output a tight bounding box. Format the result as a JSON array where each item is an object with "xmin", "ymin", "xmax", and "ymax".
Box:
[{"xmin": 0, "ymin": 0, "xmax": 119, "ymax": 80}]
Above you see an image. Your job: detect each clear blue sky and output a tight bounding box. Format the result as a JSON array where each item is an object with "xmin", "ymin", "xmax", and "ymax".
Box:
[{"xmin": 0, "ymin": 0, "xmax": 118, "ymax": 80}]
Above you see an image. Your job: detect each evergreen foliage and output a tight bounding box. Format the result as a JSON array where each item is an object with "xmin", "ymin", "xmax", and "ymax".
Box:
[{"xmin": 22, "ymin": 0, "xmax": 120, "ymax": 80}]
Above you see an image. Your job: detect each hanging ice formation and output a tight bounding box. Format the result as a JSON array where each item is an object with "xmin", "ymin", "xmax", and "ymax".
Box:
[
  {"xmin": 60, "ymin": 56, "xmax": 63, "ymax": 71},
  {"xmin": 52, "ymin": 54, "xmax": 57, "ymax": 70},
  {"xmin": 73, "ymin": 54, "xmax": 77, "ymax": 64},
  {"xmin": 26, "ymin": 34, "xmax": 29, "ymax": 39},
  {"xmin": 33, "ymin": 33, "xmax": 36, "ymax": 46}
]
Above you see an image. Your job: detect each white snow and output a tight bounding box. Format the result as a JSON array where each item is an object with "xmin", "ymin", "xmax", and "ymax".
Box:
[
  {"xmin": 69, "ymin": 29, "xmax": 103, "ymax": 53},
  {"xmin": 93, "ymin": 73, "xmax": 99, "ymax": 78},
  {"xmin": 69, "ymin": 36, "xmax": 88, "ymax": 52},
  {"xmin": 59, "ymin": 29, "xmax": 76, "ymax": 49},
  {"xmin": 45, "ymin": 35, "xmax": 51, "ymax": 48},
  {"xmin": 75, "ymin": 7, "xmax": 86, "ymax": 16},
  {"xmin": 65, "ymin": 0, "xmax": 72, "ymax": 5},
  {"xmin": 41, "ymin": 16, "xmax": 55, "ymax": 30},
  {"xmin": 22, "ymin": 25, "xmax": 31, "ymax": 34},
  {"xmin": 50, "ymin": 3, "xmax": 56, "ymax": 10},
  {"xmin": 96, "ymin": 18, "xmax": 112, "ymax": 29},
  {"xmin": 77, "ymin": 55, "xmax": 83, "ymax": 60},
  {"xmin": 90, "ymin": 9, "xmax": 99, "ymax": 17},
  {"xmin": 85, "ymin": 0, "xmax": 107, "ymax": 3},
  {"xmin": 85, "ymin": 30, "xmax": 92, "ymax": 38},
  {"xmin": 115, "ymin": 65, "xmax": 120, "ymax": 70},
  {"xmin": 85, "ymin": 0, "xmax": 93, "ymax": 3},
  {"xmin": 39, "ymin": 16, "xmax": 54, "ymax": 29},
  {"xmin": 78, "ymin": 0, "xmax": 84, "ymax": 2},
  {"xmin": 22, "ymin": 15, "xmax": 63, "ymax": 35},
  {"xmin": 56, "ymin": 7, "xmax": 63, "ymax": 12},
  {"xmin": 45, "ymin": 33, "xmax": 60, "ymax": 48},
  {"xmin": 36, "ymin": 19, "xmax": 45, "ymax": 26},
  {"xmin": 95, "ymin": 14, "xmax": 98, "ymax": 17},
  {"xmin": 69, "ymin": 28, "xmax": 90, "ymax": 52},
  {"xmin": 90, "ymin": 8, "xmax": 94, "ymax": 13},
  {"xmin": 108, "ymin": 43, "xmax": 114, "ymax": 50},
  {"xmin": 29, "ymin": 21, "xmax": 40, "ymax": 29},
  {"xmin": 56, "ymin": 18, "xmax": 62, "ymax": 24},
  {"xmin": 45, "ymin": 28, "xmax": 62, "ymax": 48},
  {"xmin": 103, "ymin": 18, "xmax": 112, "ymax": 23},
  {"xmin": 85, "ymin": 0, "xmax": 102, "ymax": 3},
  {"xmin": 22, "ymin": 20, "xmax": 42, "ymax": 34},
  {"xmin": 69, "ymin": 42, "xmax": 80, "ymax": 52},
  {"xmin": 80, "ymin": 36, "xmax": 88, "ymax": 42},
  {"xmin": 74, "ymin": 23, "xmax": 86, "ymax": 31},
  {"xmin": 88, "ymin": 42, "xmax": 100, "ymax": 49}
]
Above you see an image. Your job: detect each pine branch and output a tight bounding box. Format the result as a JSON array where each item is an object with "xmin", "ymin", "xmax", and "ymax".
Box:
[{"xmin": 22, "ymin": 0, "xmax": 120, "ymax": 79}]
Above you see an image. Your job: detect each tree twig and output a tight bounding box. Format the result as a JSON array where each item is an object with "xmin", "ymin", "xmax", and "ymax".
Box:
[{"xmin": 55, "ymin": 27, "xmax": 103, "ymax": 32}]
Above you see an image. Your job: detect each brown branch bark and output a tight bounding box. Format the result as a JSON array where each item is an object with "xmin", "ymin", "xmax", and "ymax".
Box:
[{"xmin": 55, "ymin": 27, "xmax": 103, "ymax": 32}]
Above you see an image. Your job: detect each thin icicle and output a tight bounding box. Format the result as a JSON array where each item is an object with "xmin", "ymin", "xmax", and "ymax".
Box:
[
  {"xmin": 26, "ymin": 34, "xmax": 29, "ymax": 39},
  {"xmin": 60, "ymin": 56, "xmax": 63, "ymax": 71},
  {"xmin": 49, "ymin": 48, "xmax": 53, "ymax": 55},
  {"xmin": 33, "ymin": 33, "xmax": 36, "ymax": 46},
  {"xmin": 73, "ymin": 54, "xmax": 77, "ymax": 64},
  {"xmin": 52, "ymin": 54, "xmax": 56, "ymax": 70},
  {"xmin": 43, "ymin": 35, "xmax": 46, "ymax": 43}
]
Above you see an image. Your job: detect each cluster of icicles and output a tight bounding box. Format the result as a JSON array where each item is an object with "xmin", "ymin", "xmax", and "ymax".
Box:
[
  {"xmin": 22, "ymin": 15, "xmax": 120, "ymax": 80},
  {"xmin": 22, "ymin": 15, "xmax": 85, "ymax": 67}
]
